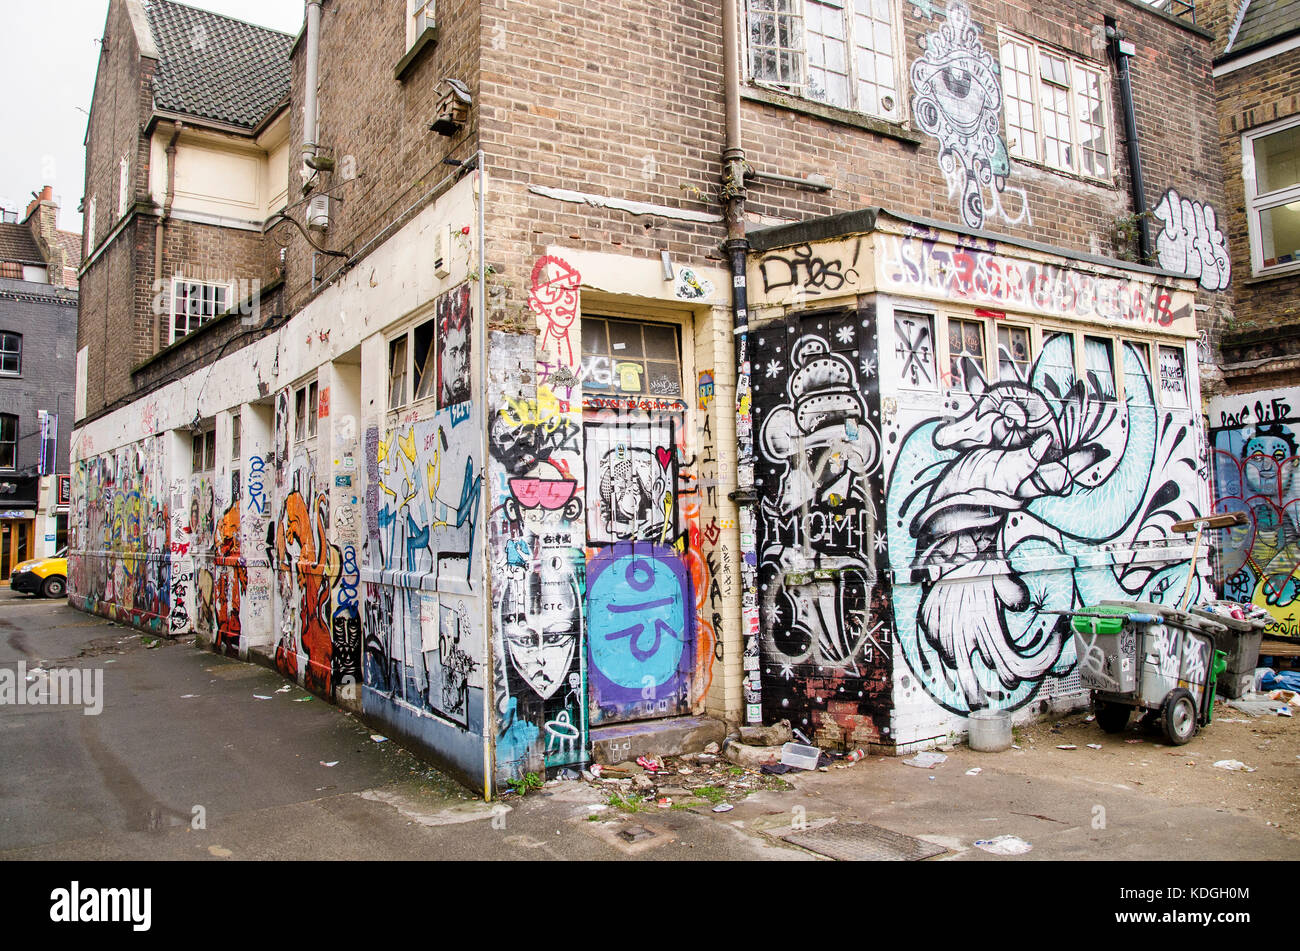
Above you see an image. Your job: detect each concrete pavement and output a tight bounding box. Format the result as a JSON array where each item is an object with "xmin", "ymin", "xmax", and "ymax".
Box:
[{"xmin": 1, "ymin": 593, "xmax": 1295, "ymax": 861}]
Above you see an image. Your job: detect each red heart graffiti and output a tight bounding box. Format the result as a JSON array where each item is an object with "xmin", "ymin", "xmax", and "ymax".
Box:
[{"xmin": 655, "ymin": 447, "xmax": 672, "ymax": 470}]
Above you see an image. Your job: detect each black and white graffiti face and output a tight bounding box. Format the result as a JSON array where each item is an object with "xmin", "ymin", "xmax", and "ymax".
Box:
[
  {"xmin": 441, "ymin": 324, "xmax": 471, "ymax": 407},
  {"xmin": 759, "ymin": 336, "xmax": 879, "ymax": 516},
  {"xmin": 500, "ymin": 555, "xmax": 580, "ymax": 700},
  {"xmin": 910, "ymin": 0, "xmax": 1010, "ymax": 229},
  {"xmin": 597, "ymin": 446, "xmax": 669, "ymax": 539}
]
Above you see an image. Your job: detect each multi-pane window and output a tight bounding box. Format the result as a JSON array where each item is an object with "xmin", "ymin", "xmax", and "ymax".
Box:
[
  {"xmin": 1084, "ymin": 335, "xmax": 1117, "ymax": 400},
  {"xmin": 407, "ymin": 0, "xmax": 435, "ymax": 46},
  {"xmin": 0, "ymin": 332, "xmax": 20, "ymax": 376},
  {"xmin": 948, "ymin": 317, "xmax": 986, "ymax": 391},
  {"xmin": 191, "ymin": 427, "xmax": 216, "ymax": 473},
  {"xmin": 1244, "ymin": 116, "xmax": 1300, "ymax": 274},
  {"xmin": 748, "ymin": 0, "xmax": 902, "ymax": 121},
  {"xmin": 1158, "ymin": 344, "xmax": 1189, "ymax": 408},
  {"xmin": 412, "ymin": 318, "xmax": 439, "ymax": 402},
  {"xmin": 999, "ymin": 34, "xmax": 1110, "ymax": 179},
  {"xmin": 997, "ymin": 325, "xmax": 1032, "ymax": 382},
  {"xmin": 295, "ymin": 381, "xmax": 319, "ymax": 441},
  {"xmin": 171, "ymin": 279, "xmax": 230, "ymax": 344},
  {"xmin": 581, "ymin": 317, "xmax": 683, "ymax": 397},
  {"xmin": 0, "ymin": 414, "xmax": 15, "ymax": 469},
  {"xmin": 388, "ymin": 336, "xmax": 408, "ymax": 409}
]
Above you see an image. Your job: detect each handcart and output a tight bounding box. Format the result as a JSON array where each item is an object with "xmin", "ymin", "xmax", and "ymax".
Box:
[{"xmin": 1060, "ymin": 513, "xmax": 1246, "ymax": 745}]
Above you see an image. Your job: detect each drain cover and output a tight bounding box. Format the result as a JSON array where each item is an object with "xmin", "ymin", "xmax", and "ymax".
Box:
[
  {"xmin": 782, "ymin": 822, "xmax": 946, "ymax": 861},
  {"xmin": 618, "ymin": 825, "xmax": 656, "ymax": 843}
]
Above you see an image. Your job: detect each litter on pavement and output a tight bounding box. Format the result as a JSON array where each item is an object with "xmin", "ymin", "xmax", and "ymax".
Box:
[
  {"xmin": 974, "ymin": 835, "xmax": 1032, "ymax": 855},
  {"xmin": 904, "ymin": 752, "xmax": 948, "ymax": 769},
  {"xmin": 1212, "ymin": 759, "xmax": 1257, "ymax": 772},
  {"xmin": 965, "ymin": 767, "xmax": 982, "ymax": 776},
  {"xmin": 370, "ymin": 734, "xmax": 388, "ymax": 743}
]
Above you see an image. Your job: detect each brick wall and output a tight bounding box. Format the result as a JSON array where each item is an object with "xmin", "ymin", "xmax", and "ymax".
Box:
[
  {"xmin": 279, "ymin": 0, "xmax": 481, "ymax": 316},
  {"xmin": 1215, "ymin": 50, "xmax": 1300, "ymax": 342},
  {"xmin": 475, "ymin": 0, "xmax": 1225, "ymax": 343},
  {"xmin": 0, "ymin": 279, "xmax": 78, "ymax": 473}
]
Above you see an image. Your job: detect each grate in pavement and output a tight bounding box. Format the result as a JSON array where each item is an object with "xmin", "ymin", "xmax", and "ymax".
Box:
[{"xmin": 781, "ymin": 821, "xmax": 947, "ymax": 861}]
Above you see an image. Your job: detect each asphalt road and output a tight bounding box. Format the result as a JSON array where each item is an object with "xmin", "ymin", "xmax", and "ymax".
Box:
[{"xmin": 1, "ymin": 589, "xmax": 1295, "ymax": 863}]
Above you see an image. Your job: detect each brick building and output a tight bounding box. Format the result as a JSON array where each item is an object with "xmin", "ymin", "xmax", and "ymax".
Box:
[
  {"xmin": 72, "ymin": 0, "xmax": 1229, "ymax": 792},
  {"xmin": 0, "ymin": 187, "xmax": 80, "ymax": 580},
  {"xmin": 1197, "ymin": 0, "xmax": 1300, "ymax": 638}
]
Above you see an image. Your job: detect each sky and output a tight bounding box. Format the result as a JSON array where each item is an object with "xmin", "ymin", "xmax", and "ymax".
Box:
[{"xmin": 0, "ymin": 0, "xmax": 305, "ymax": 235}]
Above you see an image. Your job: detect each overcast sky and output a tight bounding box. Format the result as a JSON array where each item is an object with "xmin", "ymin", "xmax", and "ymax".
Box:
[{"xmin": 0, "ymin": 0, "xmax": 305, "ymax": 235}]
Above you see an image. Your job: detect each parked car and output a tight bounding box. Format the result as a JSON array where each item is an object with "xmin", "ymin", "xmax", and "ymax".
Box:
[{"xmin": 9, "ymin": 547, "xmax": 67, "ymax": 598}]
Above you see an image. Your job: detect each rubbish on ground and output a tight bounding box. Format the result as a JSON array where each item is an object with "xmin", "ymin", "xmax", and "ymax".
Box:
[
  {"xmin": 557, "ymin": 768, "xmax": 580, "ymax": 780},
  {"xmin": 904, "ymin": 751, "xmax": 948, "ymax": 769},
  {"xmin": 293, "ymin": 697, "xmax": 311, "ymax": 703},
  {"xmin": 656, "ymin": 797, "xmax": 672, "ymax": 808},
  {"xmin": 636, "ymin": 756, "xmax": 662, "ymax": 772},
  {"xmin": 1212, "ymin": 759, "xmax": 1257, "ymax": 772},
  {"xmin": 1011, "ymin": 744, "xmax": 1022, "ymax": 750},
  {"xmin": 276, "ymin": 685, "xmax": 292, "ymax": 693},
  {"xmin": 180, "ymin": 694, "xmax": 198, "ymax": 699},
  {"xmin": 1215, "ymin": 717, "xmax": 1249, "ymax": 723},
  {"xmin": 678, "ymin": 766, "xmax": 693, "ymax": 774},
  {"xmin": 1056, "ymin": 744, "xmax": 1078, "ymax": 750},
  {"xmin": 760, "ymin": 762, "xmax": 798, "ymax": 774},
  {"xmin": 253, "ymin": 694, "xmax": 272, "ymax": 700},
  {"xmin": 1085, "ymin": 715, "xmax": 1095, "ymax": 723},
  {"xmin": 712, "ymin": 802, "xmax": 734, "ymax": 813},
  {"xmin": 1087, "ymin": 744, "xmax": 1103, "ymax": 750},
  {"xmin": 1226, "ymin": 700, "xmax": 1275, "ymax": 716},
  {"xmin": 965, "ymin": 767, "xmax": 982, "ymax": 776},
  {"xmin": 1125, "ymin": 739, "xmax": 1144, "ymax": 744},
  {"xmin": 1262, "ymin": 670, "xmax": 1300, "ymax": 692},
  {"xmin": 974, "ymin": 835, "xmax": 1032, "ymax": 855},
  {"xmin": 320, "ymin": 760, "xmax": 338, "ymax": 767},
  {"xmin": 781, "ymin": 742, "xmax": 822, "ymax": 770},
  {"xmin": 371, "ymin": 734, "xmax": 388, "ymax": 743},
  {"xmin": 792, "ymin": 727, "xmax": 812, "ymax": 745},
  {"xmin": 1276, "ymin": 706, "xmax": 1294, "ymax": 717},
  {"xmin": 846, "ymin": 748, "xmax": 866, "ymax": 763}
]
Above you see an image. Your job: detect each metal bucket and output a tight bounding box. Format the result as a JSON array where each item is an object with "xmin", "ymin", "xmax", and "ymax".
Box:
[{"xmin": 967, "ymin": 709, "xmax": 1012, "ymax": 752}]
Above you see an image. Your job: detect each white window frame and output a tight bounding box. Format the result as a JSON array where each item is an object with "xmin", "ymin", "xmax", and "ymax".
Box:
[
  {"xmin": 170, "ymin": 278, "xmax": 232, "ymax": 345},
  {"xmin": 0, "ymin": 413, "xmax": 16, "ymax": 470},
  {"xmin": 998, "ymin": 31, "xmax": 1112, "ymax": 181},
  {"xmin": 118, "ymin": 154, "xmax": 131, "ymax": 218},
  {"xmin": 1244, "ymin": 113, "xmax": 1300, "ymax": 278},
  {"xmin": 0, "ymin": 332, "xmax": 20, "ymax": 377},
  {"xmin": 84, "ymin": 197, "xmax": 96, "ymax": 255},
  {"xmin": 406, "ymin": 0, "xmax": 435, "ymax": 48},
  {"xmin": 745, "ymin": 0, "xmax": 905, "ymax": 123}
]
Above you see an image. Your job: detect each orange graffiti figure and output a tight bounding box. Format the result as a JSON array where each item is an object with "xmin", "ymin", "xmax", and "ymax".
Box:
[
  {"xmin": 214, "ymin": 502, "xmax": 247, "ymax": 655},
  {"xmin": 275, "ymin": 490, "xmax": 340, "ymax": 694}
]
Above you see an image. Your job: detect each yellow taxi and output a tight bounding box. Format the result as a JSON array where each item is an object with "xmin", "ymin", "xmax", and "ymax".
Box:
[{"xmin": 9, "ymin": 548, "xmax": 67, "ymax": 598}]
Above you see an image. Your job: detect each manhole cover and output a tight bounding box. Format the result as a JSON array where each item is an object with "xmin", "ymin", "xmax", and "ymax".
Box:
[{"xmin": 781, "ymin": 822, "xmax": 947, "ymax": 861}]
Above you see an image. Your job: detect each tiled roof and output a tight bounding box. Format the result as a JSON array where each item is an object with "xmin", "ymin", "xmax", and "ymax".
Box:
[
  {"xmin": 56, "ymin": 230, "xmax": 82, "ymax": 272},
  {"xmin": 0, "ymin": 223, "xmax": 44, "ymax": 266},
  {"xmin": 1228, "ymin": 0, "xmax": 1300, "ymax": 53},
  {"xmin": 144, "ymin": 0, "xmax": 293, "ymax": 130}
]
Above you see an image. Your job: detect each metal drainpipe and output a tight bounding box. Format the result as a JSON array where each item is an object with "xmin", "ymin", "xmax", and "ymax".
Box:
[
  {"xmin": 302, "ymin": 0, "xmax": 322, "ymax": 166},
  {"xmin": 475, "ymin": 149, "xmax": 493, "ymax": 802},
  {"xmin": 154, "ymin": 121, "xmax": 183, "ymax": 353},
  {"xmin": 722, "ymin": 0, "xmax": 762, "ymax": 725},
  {"xmin": 1108, "ymin": 24, "xmax": 1153, "ymax": 264}
]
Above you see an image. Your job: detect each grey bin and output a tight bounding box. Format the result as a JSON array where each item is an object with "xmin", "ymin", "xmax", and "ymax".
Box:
[{"xmin": 1189, "ymin": 607, "xmax": 1266, "ymax": 700}]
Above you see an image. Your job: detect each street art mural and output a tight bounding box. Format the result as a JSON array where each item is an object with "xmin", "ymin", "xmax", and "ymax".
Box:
[
  {"xmin": 1210, "ymin": 387, "xmax": 1300, "ymax": 637},
  {"xmin": 362, "ymin": 408, "xmax": 485, "ymax": 724},
  {"xmin": 438, "ymin": 283, "xmax": 473, "ymax": 408},
  {"xmin": 910, "ymin": 1, "xmax": 1028, "ymax": 230},
  {"xmin": 1152, "ymin": 188, "xmax": 1231, "ymax": 292},
  {"xmin": 887, "ymin": 333, "xmax": 1209, "ymax": 714},
  {"xmin": 68, "ymin": 438, "xmax": 172, "ymax": 632},
  {"xmin": 751, "ymin": 308, "xmax": 894, "ymax": 748}
]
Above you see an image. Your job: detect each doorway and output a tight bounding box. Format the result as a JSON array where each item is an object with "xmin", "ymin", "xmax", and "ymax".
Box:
[
  {"xmin": 580, "ymin": 314, "xmax": 696, "ymax": 724},
  {"xmin": 1, "ymin": 518, "xmax": 33, "ymax": 581}
]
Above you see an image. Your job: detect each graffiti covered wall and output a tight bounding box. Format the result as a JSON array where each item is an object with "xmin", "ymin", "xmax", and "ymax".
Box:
[
  {"xmin": 1209, "ymin": 386, "xmax": 1300, "ymax": 637},
  {"xmin": 751, "ymin": 306, "xmax": 895, "ymax": 750}
]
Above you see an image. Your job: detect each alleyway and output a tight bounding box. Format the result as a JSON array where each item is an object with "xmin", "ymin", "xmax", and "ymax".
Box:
[{"xmin": 2, "ymin": 591, "xmax": 1295, "ymax": 861}]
